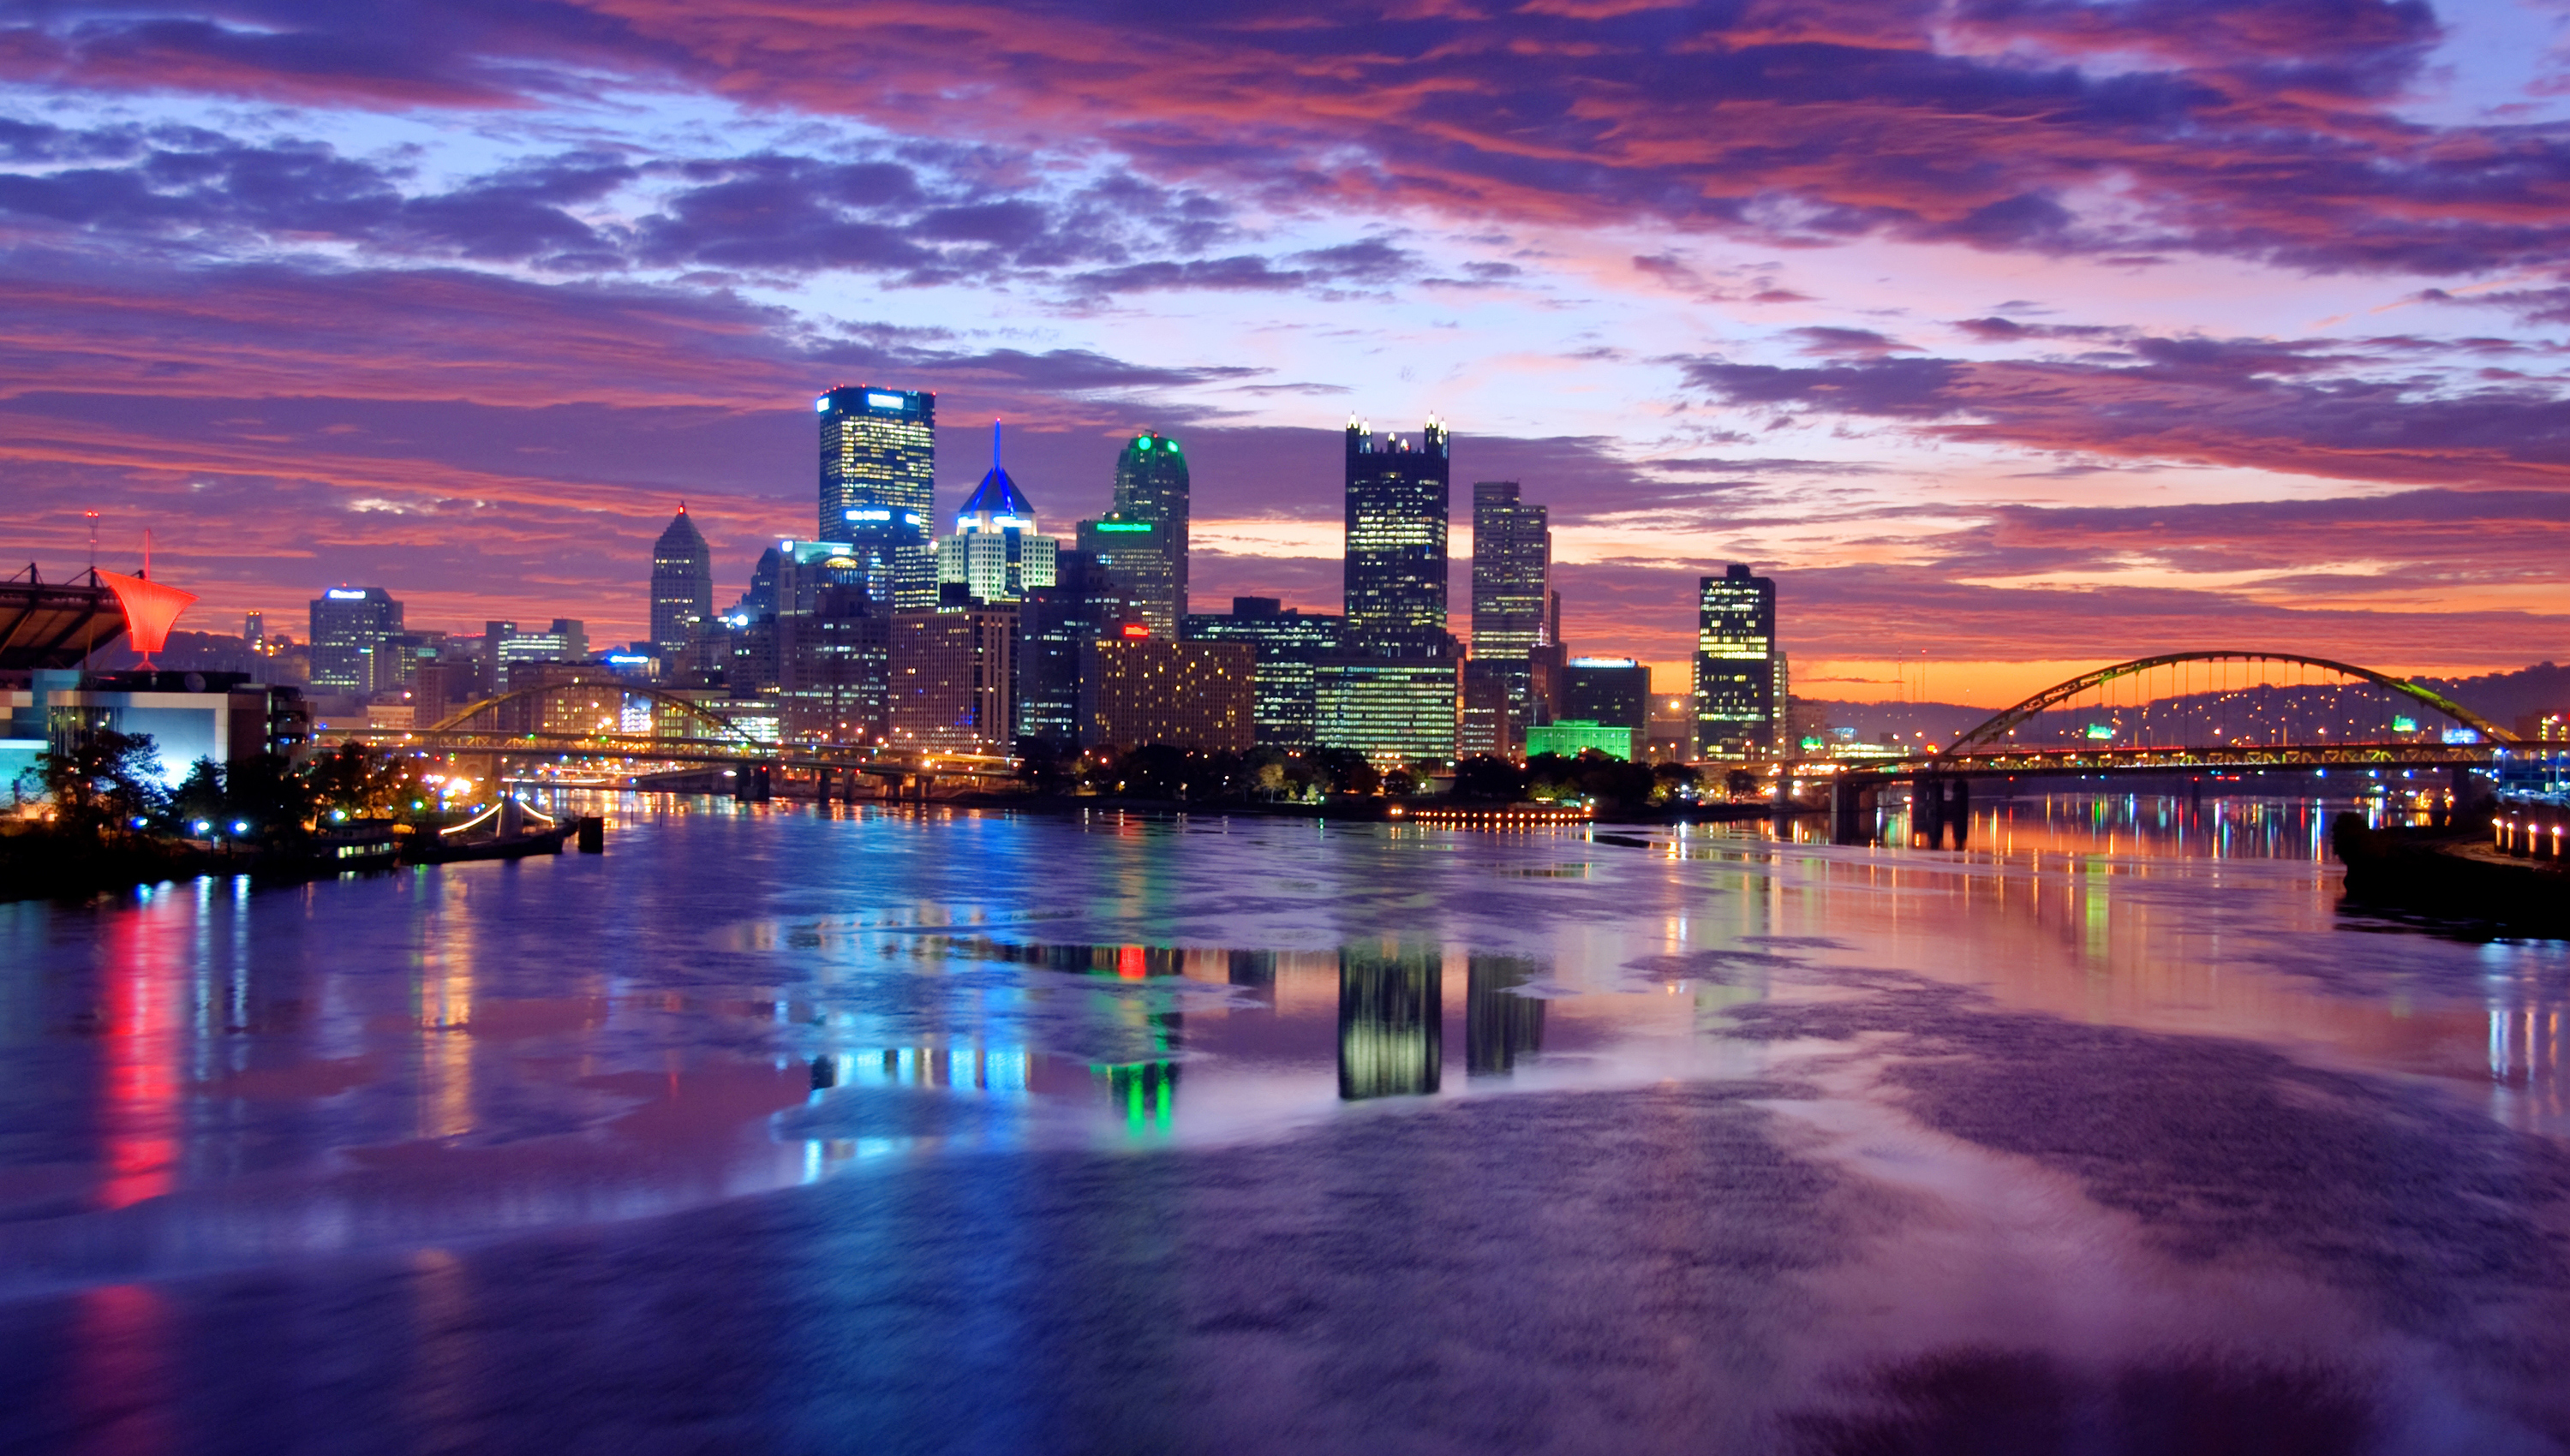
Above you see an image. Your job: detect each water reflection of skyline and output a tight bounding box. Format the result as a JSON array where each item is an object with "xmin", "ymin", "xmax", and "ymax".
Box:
[{"xmin": 1, "ymin": 791, "xmax": 2561, "ymax": 1298}]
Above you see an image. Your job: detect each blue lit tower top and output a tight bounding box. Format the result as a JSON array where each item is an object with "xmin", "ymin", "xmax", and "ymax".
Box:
[
  {"xmin": 816, "ymin": 385, "xmax": 935, "ymax": 544},
  {"xmin": 956, "ymin": 421, "xmax": 1037, "ymax": 534},
  {"xmin": 816, "ymin": 384, "xmax": 937, "ymax": 608}
]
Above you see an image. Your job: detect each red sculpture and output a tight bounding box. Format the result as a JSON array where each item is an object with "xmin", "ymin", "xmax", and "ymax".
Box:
[{"xmin": 96, "ymin": 569, "xmax": 196, "ymax": 668}]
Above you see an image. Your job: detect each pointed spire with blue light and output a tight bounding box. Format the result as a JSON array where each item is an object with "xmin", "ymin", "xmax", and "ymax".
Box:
[{"xmin": 956, "ymin": 420, "xmax": 1037, "ymax": 535}]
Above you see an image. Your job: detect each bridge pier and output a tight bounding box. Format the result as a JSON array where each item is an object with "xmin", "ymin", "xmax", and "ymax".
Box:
[{"xmin": 1832, "ymin": 777, "xmax": 1877, "ymax": 845}]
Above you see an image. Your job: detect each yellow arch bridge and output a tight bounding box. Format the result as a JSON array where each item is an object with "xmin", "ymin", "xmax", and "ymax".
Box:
[{"xmin": 1778, "ymin": 652, "xmax": 2522, "ymax": 845}]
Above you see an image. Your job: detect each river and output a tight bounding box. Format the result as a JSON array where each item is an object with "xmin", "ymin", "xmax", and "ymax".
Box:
[{"xmin": 0, "ymin": 795, "xmax": 2564, "ymax": 1454}]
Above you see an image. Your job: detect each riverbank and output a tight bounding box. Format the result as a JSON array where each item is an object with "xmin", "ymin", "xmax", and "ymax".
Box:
[{"xmin": 2330, "ymin": 812, "xmax": 2568, "ymax": 934}]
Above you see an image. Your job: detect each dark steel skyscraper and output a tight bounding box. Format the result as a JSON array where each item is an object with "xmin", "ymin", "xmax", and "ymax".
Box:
[
  {"xmin": 1694, "ymin": 564, "xmax": 1778, "ymax": 759},
  {"xmin": 1343, "ymin": 415, "xmax": 1450, "ymax": 657},
  {"xmin": 648, "ymin": 504, "xmax": 713, "ymax": 660},
  {"xmin": 817, "ymin": 385, "xmax": 936, "ymax": 607},
  {"xmin": 1469, "ymin": 480, "xmax": 1547, "ymax": 725},
  {"xmin": 1111, "ymin": 430, "xmax": 1189, "ymax": 624}
]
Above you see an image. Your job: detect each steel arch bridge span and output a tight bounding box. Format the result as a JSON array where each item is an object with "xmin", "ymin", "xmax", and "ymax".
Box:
[
  {"xmin": 422, "ymin": 682, "xmax": 758, "ymax": 745},
  {"xmin": 1943, "ymin": 652, "xmax": 2517, "ymax": 755}
]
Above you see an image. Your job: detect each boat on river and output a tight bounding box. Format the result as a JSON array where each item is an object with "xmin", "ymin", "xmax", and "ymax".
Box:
[{"xmin": 405, "ymin": 797, "xmax": 573, "ymax": 864}]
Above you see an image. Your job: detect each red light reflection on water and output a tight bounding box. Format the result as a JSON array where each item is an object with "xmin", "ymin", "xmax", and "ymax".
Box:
[{"xmin": 99, "ymin": 906, "xmax": 181, "ymax": 1211}]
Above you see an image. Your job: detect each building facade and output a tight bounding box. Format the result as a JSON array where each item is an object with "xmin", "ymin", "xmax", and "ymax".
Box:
[
  {"xmin": 1457, "ymin": 662, "xmax": 1515, "ymax": 759},
  {"xmin": 649, "ymin": 505, "xmax": 714, "ymax": 661},
  {"xmin": 1180, "ymin": 598, "xmax": 1345, "ymax": 750},
  {"xmin": 888, "ymin": 606, "xmax": 1018, "ymax": 753},
  {"xmin": 1076, "ymin": 516, "xmax": 1175, "ymax": 639},
  {"xmin": 308, "ymin": 587, "xmax": 403, "ymax": 695},
  {"xmin": 1313, "ymin": 658, "xmax": 1460, "ymax": 767},
  {"xmin": 1016, "ymin": 550, "xmax": 1100, "ymax": 749},
  {"xmin": 1469, "ymin": 480, "xmax": 1548, "ymax": 730},
  {"xmin": 1526, "ymin": 719, "xmax": 1636, "ymax": 761},
  {"xmin": 1563, "ymin": 658, "xmax": 1650, "ymax": 732},
  {"xmin": 817, "ymin": 385, "xmax": 937, "ymax": 608},
  {"xmin": 1694, "ymin": 564, "xmax": 1779, "ymax": 759},
  {"xmin": 1111, "ymin": 430, "xmax": 1189, "ymax": 626},
  {"xmin": 1079, "ymin": 636, "xmax": 1255, "ymax": 754},
  {"xmin": 780, "ymin": 584, "xmax": 891, "ymax": 742},
  {"xmin": 1344, "ymin": 417, "xmax": 1451, "ymax": 658}
]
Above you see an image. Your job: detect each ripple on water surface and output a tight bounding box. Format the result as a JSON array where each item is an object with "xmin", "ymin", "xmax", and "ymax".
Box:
[{"xmin": 0, "ymin": 796, "xmax": 2563, "ymax": 1453}]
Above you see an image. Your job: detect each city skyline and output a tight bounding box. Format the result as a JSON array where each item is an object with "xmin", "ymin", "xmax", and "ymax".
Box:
[{"xmin": 8, "ymin": 3, "xmax": 2570, "ymax": 704}]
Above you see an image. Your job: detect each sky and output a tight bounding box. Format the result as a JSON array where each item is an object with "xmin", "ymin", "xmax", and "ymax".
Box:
[{"xmin": 4, "ymin": 0, "xmax": 2569, "ymax": 706}]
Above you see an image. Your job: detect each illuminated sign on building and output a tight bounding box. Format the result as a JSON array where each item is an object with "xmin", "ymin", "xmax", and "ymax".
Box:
[
  {"xmin": 846, "ymin": 508, "xmax": 892, "ymax": 522},
  {"xmin": 326, "ymin": 588, "xmax": 368, "ymax": 600},
  {"xmin": 1093, "ymin": 522, "xmax": 1152, "ymax": 533},
  {"xmin": 866, "ymin": 392, "xmax": 905, "ymax": 410}
]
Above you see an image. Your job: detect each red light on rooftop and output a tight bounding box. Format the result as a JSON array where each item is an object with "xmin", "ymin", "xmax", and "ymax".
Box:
[
  {"xmin": 1120, "ymin": 624, "xmax": 1149, "ymax": 638},
  {"xmin": 96, "ymin": 569, "xmax": 196, "ymax": 667}
]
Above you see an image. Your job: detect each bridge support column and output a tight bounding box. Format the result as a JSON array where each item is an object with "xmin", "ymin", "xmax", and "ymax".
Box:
[
  {"xmin": 732, "ymin": 761, "xmax": 752, "ymax": 803},
  {"xmin": 1947, "ymin": 777, "xmax": 1969, "ymax": 849},
  {"xmin": 1914, "ymin": 776, "xmax": 1944, "ymax": 848},
  {"xmin": 1832, "ymin": 777, "xmax": 1875, "ymax": 845}
]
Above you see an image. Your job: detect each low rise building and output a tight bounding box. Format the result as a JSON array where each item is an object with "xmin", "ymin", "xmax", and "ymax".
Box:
[{"xmin": 1526, "ymin": 719, "xmax": 1636, "ymax": 761}]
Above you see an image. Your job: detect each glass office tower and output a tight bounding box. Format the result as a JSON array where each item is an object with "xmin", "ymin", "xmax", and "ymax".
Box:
[
  {"xmin": 1469, "ymin": 480, "xmax": 1548, "ymax": 728},
  {"xmin": 1343, "ymin": 416, "xmax": 1451, "ymax": 658},
  {"xmin": 649, "ymin": 504, "xmax": 713, "ymax": 660},
  {"xmin": 1111, "ymin": 430, "xmax": 1189, "ymax": 625},
  {"xmin": 1694, "ymin": 564, "xmax": 1778, "ymax": 759},
  {"xmin": 817, "ymin": 385, "xmax": 936, "ymax": 608},
  {"xmin": 308, "ymin": 586, "xmax": 403, "ymax": 695}
]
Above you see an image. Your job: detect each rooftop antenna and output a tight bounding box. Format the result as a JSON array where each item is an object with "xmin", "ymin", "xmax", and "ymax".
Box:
[
  {"xmin": 83, "ymin": 510, "xmax": 99, "ymax": 582},
  {"xmin": 991, "ymin": 419, "xmax": 1003, "ymax": 470}
]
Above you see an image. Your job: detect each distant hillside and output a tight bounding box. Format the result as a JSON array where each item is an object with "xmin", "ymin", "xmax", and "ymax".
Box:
[
  {"xmin": 2417, "ymin": 661, "xmax": 2570, "ymax": 735},
  {"xmin": 1799, "ymin": 659, "xmax": 2570, "ymax": 747},
  {"xmin": 1794, "ymin": 700, "xmax": 1993, "ymax": 746}
]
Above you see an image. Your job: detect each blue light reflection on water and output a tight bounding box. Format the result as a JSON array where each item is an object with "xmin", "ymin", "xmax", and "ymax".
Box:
[{"xmin": 0, "ymin": 794, "xmax": 2565, "ymax": 1452}]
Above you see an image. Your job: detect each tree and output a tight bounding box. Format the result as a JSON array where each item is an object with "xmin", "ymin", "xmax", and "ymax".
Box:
[
  {"xmin": 35, "ymin": 729, "xmax": 166, "ymax": 835},
  {"xmin": 1311, "ymin": 748, "xmax": 1379, "ymax": 797},
  {"xmin": 170, "ymin": 758, "xmax": 227, "ymax": 830},
  {"xmin": 226, "ymin": 754, "xmax": 314, "ymax": 844},
  {"xmin": 1649, "ymin": 761, "xmax": 1700, "ymax": 806},
  {"xmin": 1452, "ymin": 755, "xmax": 1527, "ymax": 803},
  {"xmin": 1116, "ymin": 743, "xmax": 1193, "ymax": 799}
]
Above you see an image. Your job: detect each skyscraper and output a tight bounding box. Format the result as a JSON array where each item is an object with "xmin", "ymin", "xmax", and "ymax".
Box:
[
  {"xmin": 1343, "ymin": 416, "xmax": 1451, "ymax": 658},
  {"xmin": 937, "ymin": 424, "xmax": 1057, "ymax": 605},
  {"xmin": 649, "ymin": 504, "xmax": 714, "ymax": 660},
  {"xmin": 1694, "ymin": 564, "xmax": 1778, "ymax": 759},
  {"xmin": 816, "ymin": 385, "xmax": 936, "ymax": 608},
  {"xmin": 1078, "ymin": 516, "xmax": 1176, "ymax": 639},
  {"xmin": 308, "ymin": 587, "xmax": 403, "ymax": 695},
  {"xmin": 1470, "ymin": 480, "xmax": 1547, "ymax": 730},
  {"xmin": 1111, "ymin": 429, "xmax": 1189, "ymax": 624}
]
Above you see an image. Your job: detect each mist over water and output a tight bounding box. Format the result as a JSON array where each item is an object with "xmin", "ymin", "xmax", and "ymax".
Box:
[{"xmin": 0, "ymin": 796, "xmax": 2564, "ymax": 1454}]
